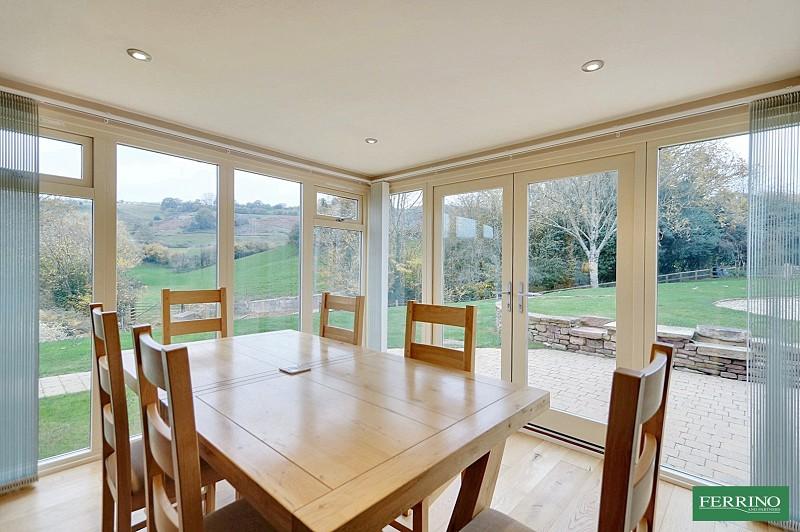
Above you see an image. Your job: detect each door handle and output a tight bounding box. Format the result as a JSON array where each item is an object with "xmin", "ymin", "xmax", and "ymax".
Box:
[
  {"xmin": 500, "ymin": 281, "xmax": 512, "ymax": 312},
  {"xmin": 517, "ymin": 282, "xmax": 526, "ymax": 313}
]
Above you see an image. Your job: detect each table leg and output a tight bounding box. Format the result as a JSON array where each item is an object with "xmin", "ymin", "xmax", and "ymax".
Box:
[{"xmin": 446, "ymin": 441, "xmax": 506, "ymax": 532}]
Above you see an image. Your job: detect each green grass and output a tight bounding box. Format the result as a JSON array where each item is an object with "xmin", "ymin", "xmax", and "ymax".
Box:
[
  {"xmin": 127, "ymin": 244, "xmax": 298, "ymax": 310},
  {"xmin": 39, "ymin": 391, "xmax": 90, "ymax": 460},
  {"xmin": 39, "ymin": 390, "xmax": 142, "ymax": 460},
  {"xmin": 529, "ymin": 277, "xmax": 746, "ymax": 329}
]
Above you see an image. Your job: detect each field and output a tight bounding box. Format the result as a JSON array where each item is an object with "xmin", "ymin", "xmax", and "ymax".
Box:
[{"xmin": 38, "ymin": 244, "xmax": 747, "ymax": 458}]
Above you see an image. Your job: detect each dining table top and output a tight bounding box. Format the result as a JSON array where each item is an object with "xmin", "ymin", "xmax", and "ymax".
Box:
[{"xmin": 121, "ymin": 330, "xmax": 549, "ymax": 531}]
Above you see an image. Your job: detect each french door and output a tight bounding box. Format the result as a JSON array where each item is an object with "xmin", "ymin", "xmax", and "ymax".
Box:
[
  {"xmin": 432, "ymin": 154, "xmax": 640, "ymax": 446},
  {"xmin": 512, "ymin": 153, "xmax": 638, "ymax": 445}
]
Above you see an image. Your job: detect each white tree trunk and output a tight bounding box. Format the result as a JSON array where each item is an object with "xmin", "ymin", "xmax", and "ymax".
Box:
[{"xmin": 588, "ymin": 249, "xmax": 600, "ymax": 289}]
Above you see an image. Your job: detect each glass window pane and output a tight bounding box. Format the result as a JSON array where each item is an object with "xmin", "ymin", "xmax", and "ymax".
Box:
[
  {"xmin": 116, "ymin": 145, "xmax": 218, "ymax": 343},
  {"xmin": 312, "ymin": 227, "xmax": 362, "ymax": 331},
  {"xmin": 441, "ymin": 188, "xmax": 504, "ymax": 379},
  {"xmin": 233, "ymin": 170, "xmax": 301, "ymax": 335},
  {"xmin": 316, "ymin": 192, "xmax": 359, "ymax": 220},
  {"xmin": 388, "ymin": 191, "xmax": 423, "ymax": 349},
  {"xmin": 38, "ymin": 195, "xmax": 93, "ymax": 459},
  {"xmin": 39, "ymin": 137, "xmax": 82, "ymax": 180},
  {"xmin": 526, "ymin": 171, "xmax": 618, "ymax": 424},
  {"xmin": 657, "ymin": 134, "xmax": 750, "ymax": 485}
]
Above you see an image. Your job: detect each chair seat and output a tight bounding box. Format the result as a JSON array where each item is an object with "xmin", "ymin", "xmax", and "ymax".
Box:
[
  {"xmin": 105, "ymin": 435, "xmax": 145, "ymax": 495},
  {"xmin": 204, "ymin": 499, "xmax": 275, "ymax": 532},
  {"xmin": 461, "ymin": 509, "xmax": 533, "ymax": 532}
]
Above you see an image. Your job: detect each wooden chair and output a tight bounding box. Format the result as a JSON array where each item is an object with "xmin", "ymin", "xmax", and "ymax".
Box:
[
  {"xmin": 161, "ymin": 288, "xmax": 228, "ymax": 345},
  {"xmin": 392, "ymin": 301, "xmax": 477, "ymax": 532},
  {"xmin": 459, "ymin": 343, "xmax": 675, "ymax": 532},
  {"xmin": 131, "ymin": 325, "xmax": 273, "ymax": 532},
  {"xmin": 403, "ymin": 300, "xmax": 477, "ymax": 371},
  {"xmin": 318, "ymin": 292, "xmax": 366, "ymax": 346},
  {"xmin": 89, "ymin": 303, "xmax": 146, "ymax": 532}
]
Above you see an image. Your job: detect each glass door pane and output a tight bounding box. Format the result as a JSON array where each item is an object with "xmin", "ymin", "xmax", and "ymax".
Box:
[
  {"xmin": 434, "ymin": 176, "xmax": 513, "ymax": 381},
  {"xmin": 513, "ymin": 154, "xmax": 635, "ymax": 445},
  {"xmin": 526, "ymin": 171, "xmax": 618, "ymax": 424}
]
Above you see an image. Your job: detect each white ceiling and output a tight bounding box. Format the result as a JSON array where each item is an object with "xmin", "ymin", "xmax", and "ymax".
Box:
[{"xmin": 1, "ymin": 1, "xmax": 798, "ymax": 176}]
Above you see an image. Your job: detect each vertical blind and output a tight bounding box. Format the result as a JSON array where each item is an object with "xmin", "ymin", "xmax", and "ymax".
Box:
[
  {"xmin": 749, "ymin": 90, "xmax": 800, "ymax": 530},
  {"xmin": 0, "ymin": 92, "xmax": 39, "ymax": 493}
]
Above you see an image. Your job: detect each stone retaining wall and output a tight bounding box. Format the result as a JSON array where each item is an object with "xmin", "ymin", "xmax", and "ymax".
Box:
[{"xmin": 496, "ymin": 302, "xmax": 748, "ymax": 380}]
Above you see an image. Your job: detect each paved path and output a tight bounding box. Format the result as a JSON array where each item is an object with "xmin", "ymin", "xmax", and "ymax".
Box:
[
  {"xmin": 39, "ymin": 371, "xmax": 91, "ymax": 398},
  {"xmin": 44, "ymin": 347, "xmax": 749, "ymax": 484}
]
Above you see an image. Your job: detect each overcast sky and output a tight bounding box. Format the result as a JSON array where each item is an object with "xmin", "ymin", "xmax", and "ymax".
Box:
[{"xmin": 39, "ymin": 133, "xmax": 751, "ymax": 207}]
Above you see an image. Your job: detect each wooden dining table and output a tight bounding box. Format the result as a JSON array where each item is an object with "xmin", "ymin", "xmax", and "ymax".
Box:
[{"xmin": 121, "ymin": 330, "xmax": 549, "ymax": 532}]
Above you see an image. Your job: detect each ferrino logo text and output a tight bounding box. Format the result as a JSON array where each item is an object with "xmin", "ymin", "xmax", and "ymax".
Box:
[
  {"xmin": 698, "ymin": 495, "xmax": 782, "ymax": 513},
  {"xmin": 693, "ymin": 484, "xmax": 789, "ymax": 521}
]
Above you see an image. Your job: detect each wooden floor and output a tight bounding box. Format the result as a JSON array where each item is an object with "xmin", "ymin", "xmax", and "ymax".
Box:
[{"xmin": 0, "ymin": 432, "xmax": 778, "ymax": 532}]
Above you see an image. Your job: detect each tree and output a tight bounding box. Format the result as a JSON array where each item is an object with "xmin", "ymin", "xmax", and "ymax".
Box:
[
  {"xmin": 389, "ymin": 191, "xmax": 423, "ymax": 305},
  {"xmin": 39, "ymin": 197, "xmax": 142, "ymax": 319},
  {"xmin": 658, "ymin": 140, "xmax": 748, "ymax": 273},
  {"xmin": 530, "ymin": 172, "xmax": 617, "ymax": 288},
  {"xmin": 314, "ymin": 227, "xmax": 361, "ymax": 295},
  {"xmin": 287, "ymin": 222, "xmax": 300, "ymax": 254},
  {"xmin": 189, "ymin": 207, "xmax": 217, "ymax": 231},
  {"xmin": 160, "ymin": 197, "xmax": 181, "ymax": 211},
  {"xmin": 441, "ymin": 189, "xmax": 502, "ymax": 302},
  {"xmin": 39, "ymin": 198, "xmax": 93, "ymax": 311}
]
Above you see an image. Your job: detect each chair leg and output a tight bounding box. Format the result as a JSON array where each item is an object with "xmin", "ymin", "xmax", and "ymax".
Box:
[
  {"xmin": 116, "ymin": 497, "xmax": 131, "ymax": 532},
  {"xmin": 412, "ymin": 498, "xmax": 430, "ymax": 532},
  {"xmin": 203, "ymin": 482, "xmax": 217, "ymax": 513},
  {"xmin": 100, "ymin": 478, "xmax": 114, "ymax": 532}
]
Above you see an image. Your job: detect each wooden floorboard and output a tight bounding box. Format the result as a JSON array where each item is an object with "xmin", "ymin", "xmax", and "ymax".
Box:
[{"xmin": 0, "ymin": 432, "xmax": 779, "ymax": 532}]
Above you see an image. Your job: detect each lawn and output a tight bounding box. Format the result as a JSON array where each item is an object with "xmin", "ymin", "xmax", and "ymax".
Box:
[
  {"xmin": 39, "ymin": 390, "xmax": 141, "ymax": 460},
  {"xmin": 529, "ymin": 277, "xmax": 747, "ymax": 329},
  {"xmin": 126, "ymin": 244, "xmax": 298, "ymax": 312}
]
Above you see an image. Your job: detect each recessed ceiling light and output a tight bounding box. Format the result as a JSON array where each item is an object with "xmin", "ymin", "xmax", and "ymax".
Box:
[
  {"xmin": 364, "ymin": 137, "xmax": 378, "ymax": 144},
  {"xmin": 581, "ymin": 59, "xmax": 604, "ymax": 72},
  {"xmin": 127, "ymin": 48, "xmax": 152, "ymax": 62}
]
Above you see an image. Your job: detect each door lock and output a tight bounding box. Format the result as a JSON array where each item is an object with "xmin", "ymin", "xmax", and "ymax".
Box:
[{"xmin": 501, "ymin": 281, "xmax": 513, "ymax": 311}]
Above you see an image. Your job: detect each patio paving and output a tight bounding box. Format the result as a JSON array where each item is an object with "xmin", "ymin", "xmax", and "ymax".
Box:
[
  {"xmin": 474, "ymin": 347, "xmax": 750, "ymax": 485},
  {"xmin": 39, "ymin": 371, "xmax": 92, "ymax": 398}
]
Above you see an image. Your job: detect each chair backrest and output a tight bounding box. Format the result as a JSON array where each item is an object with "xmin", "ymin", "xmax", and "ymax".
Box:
[
  {"xmin": 161, "ymin": 287, "xmax": 228, "ymax": 345},
  {"xmin": 599, "ymin": 343, "xmax": 674, "ymax": 532},
  {"xmin": 89, "ymin": 303, "xmax": 133, "ymax": 501},
  {"xmin": 403, "ymin": 300, "xmax": 477, "ymax": 372},
  {"xmin": 318, "ymin": 292, "xmax": 366, "ymax": 346},
  {"xmin": 132, "ymin": 324, "xmax": 203, "ymax": 532}
]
